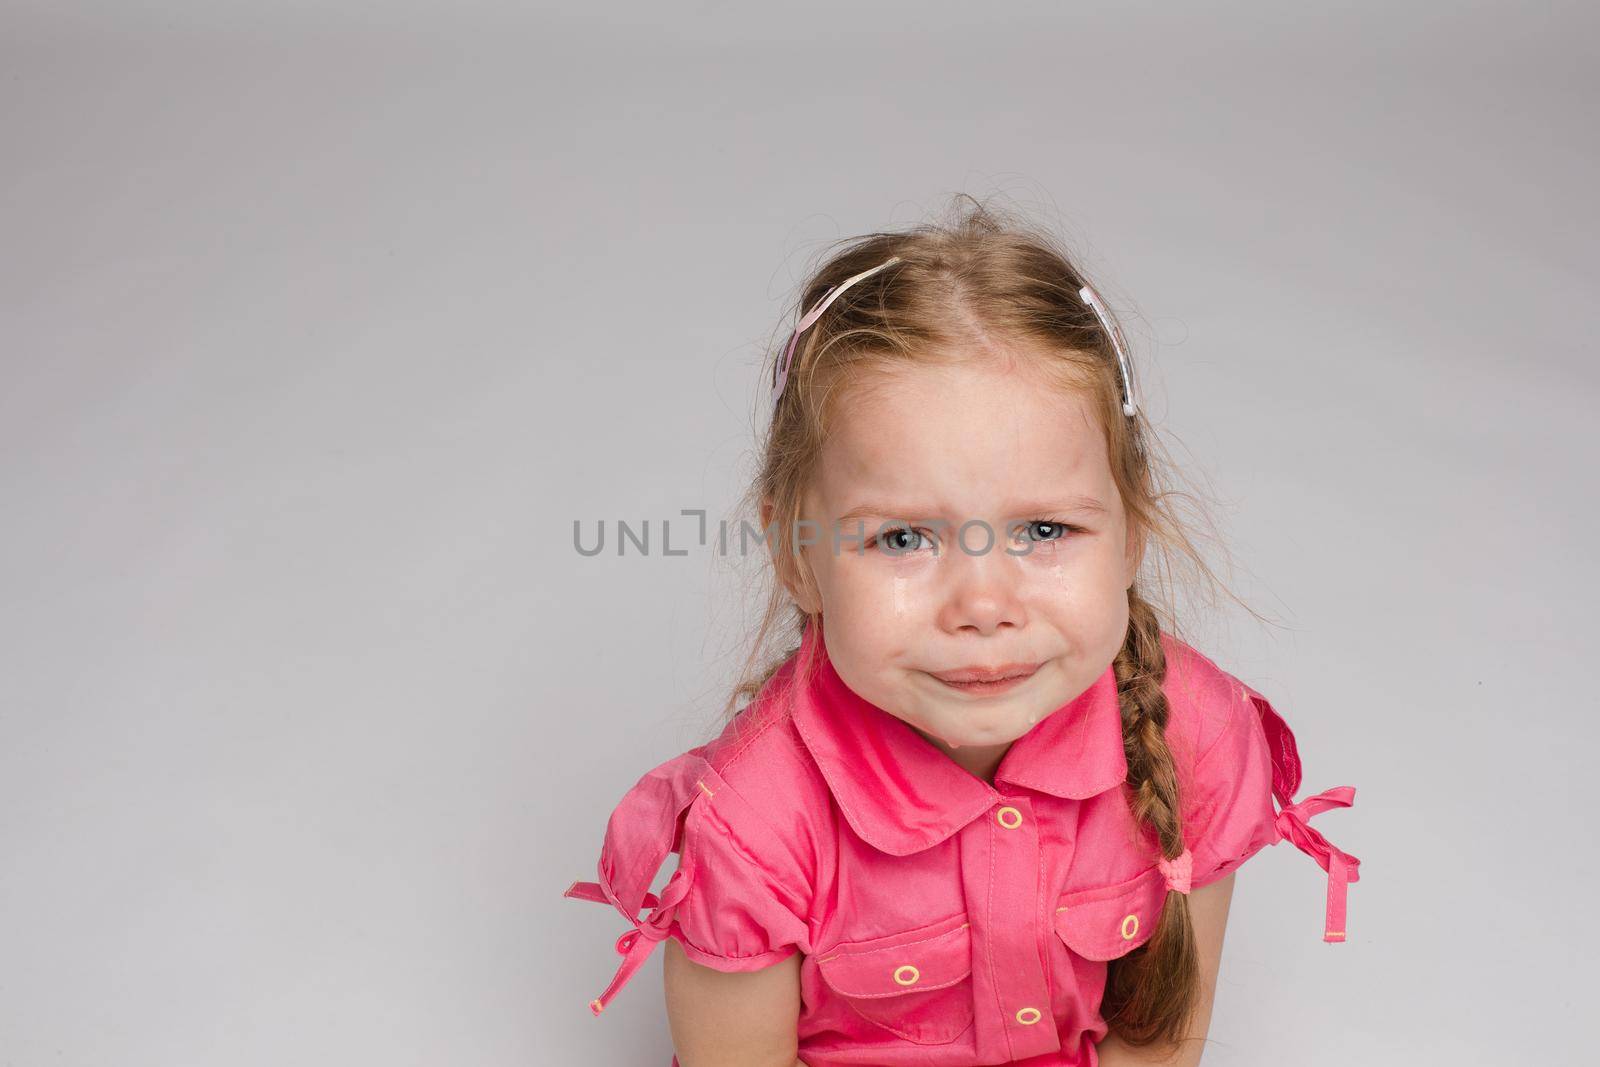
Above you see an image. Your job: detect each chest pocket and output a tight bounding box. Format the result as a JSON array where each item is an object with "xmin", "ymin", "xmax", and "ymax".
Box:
[
  {"xmin": 815, "ymin": 912, "xmax": 975, "ymax": 1045},
  {"xmin": 1054, "ymin": 864, "xmax": 1169, "ymax": 961}
]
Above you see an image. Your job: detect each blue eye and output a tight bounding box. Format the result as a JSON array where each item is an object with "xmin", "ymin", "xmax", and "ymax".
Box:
[
  {"xmin": 1021, "ymin": 520, "xmax": 1080, "ymax": 543},
  {"xmin": 869, "ymin": 525, "xmax": 934, "ymax": 555}
]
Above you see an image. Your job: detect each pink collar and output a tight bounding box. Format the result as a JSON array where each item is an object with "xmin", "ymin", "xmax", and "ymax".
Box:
[{"xmin": 786, "ymin": 619, "xmax": 1128, "ymax": 856}]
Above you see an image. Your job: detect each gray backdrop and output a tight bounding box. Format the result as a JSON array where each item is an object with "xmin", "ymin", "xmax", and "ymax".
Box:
[{"xmin": 3, "ymin": 2, "xmax": 1594, "ymax": 1064}]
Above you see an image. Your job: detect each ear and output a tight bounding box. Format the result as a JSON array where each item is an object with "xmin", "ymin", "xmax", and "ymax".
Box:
[{"xmin": 761, "ymin": 495, "xmax": 823, "ymax": 614}]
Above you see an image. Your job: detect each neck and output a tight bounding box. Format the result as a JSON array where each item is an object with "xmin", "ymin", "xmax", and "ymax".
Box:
[{"xmin": 911, "ymin": 727, "xmax": 1012, "ymax": 786}]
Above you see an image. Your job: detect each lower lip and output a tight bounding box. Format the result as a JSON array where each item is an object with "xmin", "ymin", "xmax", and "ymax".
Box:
[{"xmin": 930, "ymin": 668, "xmax": 1039, "ymax": 696}]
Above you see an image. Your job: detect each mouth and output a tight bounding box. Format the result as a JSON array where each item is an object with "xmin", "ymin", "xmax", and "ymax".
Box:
[{"xmin": 927, "ymin": 662, "xmax": 1043, "ymax": 696}]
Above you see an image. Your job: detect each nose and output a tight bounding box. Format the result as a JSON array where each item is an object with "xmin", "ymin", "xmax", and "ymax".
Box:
[{"xmin": 934, "ymin": 534, "xmax": 1028, "ymax": 635}]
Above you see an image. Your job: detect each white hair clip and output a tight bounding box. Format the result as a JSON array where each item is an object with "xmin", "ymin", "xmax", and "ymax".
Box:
[
  {"xmin": 1077, "ymin": 284, "xmax": 1139, "ymax": 418},
  {"xmin": 769, "ymin": 262, "xmax": 1137, "ymax": 422}
]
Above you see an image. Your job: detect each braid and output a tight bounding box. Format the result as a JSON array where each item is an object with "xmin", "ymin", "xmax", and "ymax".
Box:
[{"xmin": 1101, "ymin": 589, "xmax": 1203, "ymax": 1049}]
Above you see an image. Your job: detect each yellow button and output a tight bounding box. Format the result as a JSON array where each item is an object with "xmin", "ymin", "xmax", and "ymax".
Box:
[
  {"xmin": 893, "ymin": 964, "xmax": 920, "ymax": 986},
  {"xmin": 1015, "ymin": 1006, "xmax": 1043, "ymax": 1025},
  {"xmin": 1121, "ymin": 914, "xmax": 1139, "ymax": 940},
  {"xmin": 996, "ymin": 805, "xmax": 1023, "ymax": 829}
]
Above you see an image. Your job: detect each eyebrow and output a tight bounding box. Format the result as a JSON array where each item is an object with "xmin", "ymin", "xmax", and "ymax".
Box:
[{"xmin": 835, "ymin": 496, "xmax": 1108, "ymax": 524}]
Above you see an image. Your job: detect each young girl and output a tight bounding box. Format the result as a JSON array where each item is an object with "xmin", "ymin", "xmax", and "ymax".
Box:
[{"xmin": 563, "ymin": 203, "xmax": 1362, "ymax": 1067}]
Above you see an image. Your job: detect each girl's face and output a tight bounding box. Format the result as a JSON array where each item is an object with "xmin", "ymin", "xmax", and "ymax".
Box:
[{"xmin": 784, "ymin": 357, "xmax": 1141, "ymax": 780}]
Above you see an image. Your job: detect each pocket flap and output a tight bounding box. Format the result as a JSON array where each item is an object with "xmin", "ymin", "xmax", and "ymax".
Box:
[
  {"xmin": 816, "ymin": 914, "xmax": 972, "ymax": 999},
  {"xmin": 1054, "ymin": 865, "xmax": 1169, "ymax": 962}
]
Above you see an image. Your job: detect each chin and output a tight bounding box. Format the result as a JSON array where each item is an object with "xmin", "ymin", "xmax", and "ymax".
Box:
[{"xmin": 923, "ymin": 713, "xmax": 1033, "ymax": 750}]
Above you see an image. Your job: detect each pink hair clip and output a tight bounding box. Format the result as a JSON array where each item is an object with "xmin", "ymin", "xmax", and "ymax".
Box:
[
  {"xmin": 1078, "ymin": 284, "xmax": 1139, "ymax": 418},
  {"xmin": 771, "ymin": 256, "xmax": 903, "ymax": 410},
  {"xmin": 1158, "ymin": 846, "xmax": 1193, "ymax": 894}
]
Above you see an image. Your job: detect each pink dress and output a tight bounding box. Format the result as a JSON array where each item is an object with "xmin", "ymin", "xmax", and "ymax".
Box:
[{"xmin": 565, "ymin": 621, "xmax": 1360, "ymax": 1066}]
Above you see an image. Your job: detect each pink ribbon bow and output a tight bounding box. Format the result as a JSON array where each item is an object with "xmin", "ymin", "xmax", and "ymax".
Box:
[
  {"xmin": 564, "ymin": 866, "xmax": 693, "ymax": 1016},
  {"xmin": 1274, "ymin": 785, "xmax": 1361, "ymax": 942},
  {"xmin": 1157, "ymin": 847, "xmax": 1194, "ymax": 894}
]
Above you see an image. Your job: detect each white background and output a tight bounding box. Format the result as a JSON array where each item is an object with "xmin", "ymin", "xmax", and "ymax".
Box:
[{"xmin": 3, "ymin": 2, "xmax": 1594, "ymax": 1064}]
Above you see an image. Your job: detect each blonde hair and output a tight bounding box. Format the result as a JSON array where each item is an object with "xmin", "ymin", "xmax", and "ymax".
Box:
[{"xmin": 719, "ymin": 194, "xmax": 1261, "ymax": 1050}]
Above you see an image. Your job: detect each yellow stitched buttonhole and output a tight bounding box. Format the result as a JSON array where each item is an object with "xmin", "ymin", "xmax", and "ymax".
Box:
[
  {"xmin": 996, "ymin": 806, "xmax": 1023, "ymax": 829},
  {"xmin": 893, "ymin": 964, "xmax": 920, "ymax": 986},
  {"xmin": 1121, "ymin": 914, "xmax": 1139, "ymax": 939}
]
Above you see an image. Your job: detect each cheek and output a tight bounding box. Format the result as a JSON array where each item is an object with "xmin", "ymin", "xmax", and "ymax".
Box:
[
  {"xmin": 810, "ymin": 560, "xmax": 905, "ymax": 646},
  {"xmin": 1027, "ymin": 546, "xmax": 1131, "ymax": 629},
  {"xmin": 822, "ymin": 552, "xmax": 931, "ymax": 621},
  {"xmin": 1018, "ymin": 542, "xmax": 1112, "ymax": 597}
]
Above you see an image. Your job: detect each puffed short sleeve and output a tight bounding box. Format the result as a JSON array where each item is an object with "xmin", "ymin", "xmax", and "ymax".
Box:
[
  {"xmin": 1185, "ymin": 679, "xmax": 1282, "ymax": 890},
  {"xmin": 563, "ymin": 751, "xmax": 815, "ymax": 1016},
  {"xmin": 1176, "ymin": 668, "xmax": 1363, "ymax": 941},
  {"xmin": 669, "ymin": 781, "xmax": 811, "ymax": 970}
]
